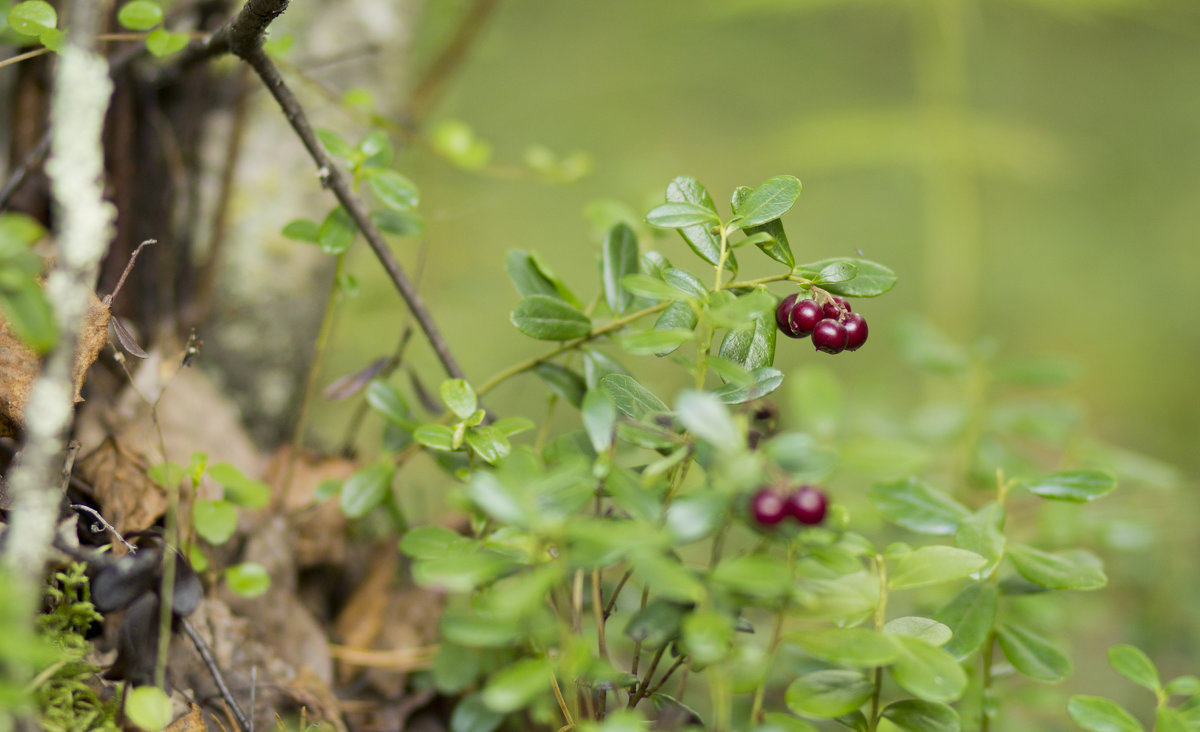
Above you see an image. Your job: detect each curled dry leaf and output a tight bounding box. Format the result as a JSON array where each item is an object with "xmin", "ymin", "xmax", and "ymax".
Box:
[
  {"xmin": 0, "ymin": 291, "xmax": 109, "ymax": 436},
  {"xmin": 75, "ymin": 439, "xmax": 167, "ymax": 537}
]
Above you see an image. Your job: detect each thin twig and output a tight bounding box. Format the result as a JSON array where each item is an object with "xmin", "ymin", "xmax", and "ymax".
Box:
[
  {"xmin": 181, "ymin": 617, "xmax": 253, "ymax": 732},
  {"xmin": 407, "ymin": 0, "xmax": 500, "ymax": 124},
  {"xmin": 103, "ymin": 239, "xmax": 156, "ymax": 306},
  {"xmin": 70, "ymin": 505, "xmax": 137, "ymax": 553},
  {"xmin": 0, "ymin": 130, "xmax": 51, "ymax": 210}
]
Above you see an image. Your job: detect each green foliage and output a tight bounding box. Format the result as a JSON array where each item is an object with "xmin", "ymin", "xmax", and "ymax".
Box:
[{"xmin": 0, "ymin": 212, "xmax": 57, "ymax": 352}]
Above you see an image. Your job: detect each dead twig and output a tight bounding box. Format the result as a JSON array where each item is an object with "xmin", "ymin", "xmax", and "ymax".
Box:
[{"xmin": 181, "ymin": 616, "xmax": 253, "ymax": 732}]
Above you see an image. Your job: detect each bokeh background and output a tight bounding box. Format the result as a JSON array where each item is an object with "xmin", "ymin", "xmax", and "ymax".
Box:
[{"xmin": 260, "ymin": 0, "xmax": 1199, "ymax": 728}]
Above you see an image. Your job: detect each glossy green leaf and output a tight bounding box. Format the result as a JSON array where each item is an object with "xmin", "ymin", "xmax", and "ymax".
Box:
[
  {"xmin": 449, "ymin": 693, "xmax": 503, "ymax": 732},
  {"xmin": 683, "ymin": 609, "xmax": 734, "ymax": 665},
  {"xmin": 366, "ymin": 379, "xmax": 414, "ymax": 427},
  {"xmin": 714, "ymin": 367, "xmax": 783, "ymax": 404},
  {"xmin": 414, "ymin": 552, "xmax": 514, "ymax": 593},
  {"xmin": 281, "ymin": 218, "xmax": 320, "ymax": 243},
  {"xmin": 117, "ymin": 1, "xmax": 161, "ymax": 30},
  {"xmin": 441, "ymin": 612, "xmax": 520, "ymax": 647},
  {"xmin": 603, "ymin": 223, "xmax": 639, "ymax": 313},
  {"xmin": 620, "ymin": 327, "xmax": 693, "ymax": 355},
  {"xmin": 631, "ymin": 551, "xmax": 705, "ymax": 603},
  {"xmin": 365, "ymin": 168, "xmax": 419, "ymax": 211},
  {"xmin": 315, "ymin": 128, "xmax": 355, "ymax": 161},
  {"xmin": 145, "ymin": 27, "xmax": 188, "ymax": 56},
  {"xmin": 784, "ymin": 669, "xmax": 873, "ymax": 719},
  {"xmin": 491, "ymin": 416, "xmax": 534, "ymax": 437},
  {"xmin": 759, "ymin": 713, "xmax": 819, "ymax": 732},
  {"xmin": 0, "ymin": 212, "xmax": 45, "ymax": 248},
  {"xmin": 598, "ymin": 373, "xmax": 669, "ymax": 419},
  {"xmin": 1018, "ymin": 470, "xmax": 1117, "ymax": 502},
  {"xmin": 505, "ymin": 250, "xmax": 559, "ymax": 299},
  {"xmin": 511, "ymin": 295, "xmax": 591, "ymax": 340},
  {"xmin": 125, "ymin": 686, "xmax": 172, "ymax": 732},
  {"xmin": 465, "ymin": 427, "xmax": 510, "ymax": 464},
  {"xmin": 371, "ymin": 209, "xmax": 425, "ymax": 237},
  {"xmin": 797, "ymin": 258, "xmax": 895, "ymax": 297},
  {"xmin": 7, "ymin": 1, "xmax": 56, "ymax": 35},
  {"xmin": 582, "ymin": 388, "xmax": 617, "ymax": 453},
  {"xmin": 414, "ymin": 423, "xmax": 455, "ymax": 451},
  {"xmin": 731, "ymin": 186, "xmax": 794, "ymax": 268},
  {"xmin": 1007, "ymin": 544, "xmax": 1107, "ymax": 590},
  {"xmin": 788, "ymin": 628, "xmax": 900, "ymax": 667},
  {"xmin": 340, "ymin": 461, "xmax": 395, "ymax": 518},
  {"xmin": 399, "ymin": 526, "xmax": 474, "ymax": 559},
  {"xmin": 869, "ymin": 478, "xmax": 970, "ymax": 535},
  {"xmin": 533, "ymin": 363, "xmax": 586, "ymax": 407},
  {"xmin": 652, "ymin": 301, "xmax": 698, "ymax": 355},
  {"xmin": 440, "ymin": 379, "xmax": 476, "ymax": 419},
  {"xmin": 482, "ymin": 657, "xmax": 551, "ymax": 713},
  {"xmin": 466, "ymin": 472, "xmax": 527, "ymax": 526},
  {"xmin": 884, "ymin": 617, "xmax": 952, "ymax": 646},
  {"xmin": 624, "ymin": 599, "xmax": 687, "ymax": 649},
  {"xmin": 663, "ymin": 267, "xmax": 709, "ymax": 300},
  {"xmin": 709, "ymin": 553, "xmax": 791, "ymax": 600},
  {"xmin": 817, "ymin": 261, "xmax": 857, "ymax": 284},
  {"xmin": 954, "ymin": 503, "xmax": 1005, "ymax": 575},
  {"xmin": 881, "ymin": 700, "xmax": 960, "ymax": 732},
  {"xmin": 718, "ymin": 311, "xmax": 777, "ymax": 373},
  {"xmin": 1067, "ymin": 696, "xmax": 1143, "ymax": 732},
  {"xmin": 207, "ymin": 462, "xmax": 270, "ymax": 509},
  {"xmin": 676, "ymin": 390, "xmax": 739, "ymax": 450},
  {"xmin": 0, "ymin": 279, "xmax": 57, "ymax": 353},
  {"xmin": 37, "ymin": 26, "xmax": 62, "ymax": 51},
  {"xmin": 646, "ymin": 201, "xmax": 720, "ymax": 229},
  {"xmin": 1108, "ymin": 645, "xmax": 1160, "ymax": 692},
  {"xmin": 935, "ymin": 583, "xmax": 998, "ymax": 660},
  {"xmin": 431, "ymin": 119, "xmax": 491, "ymax": 169},
  {"xmin": 890, "ymin": 546, "xmax": 986, "ymax": 589},
  {"xmin": 996, "ymin": 623, "xmax": 1072, "ymax": 682},
  {"xmin": 891, "ymin": 636, "xmax": 968, "ymax": 703},
  {"xmin": 1164, "ymin": 675, "xmax": 1200, "ymax": 696},
  {"xmin": 1155, "ymin": 707, "xmax": 1189, "ymax": 732},
  {"xmin": 735, "ymin": 175, "xmax": 802, "ymax": 227},
  {"xmin": 663, "ymin": 492, "xmax": 726, "ymax": 544},
  {"xmin": 192, "ymin": 499, "xmax": 237, "ymax": 544},
  {"xmin": 664, "ymin": 176, "xmax": 724, "ymax": 267},
  {"xmin": 224, "ymin": 562, "xmax": 270, "ymax": 598},
  {"xmin": 621, "ymin": 273, "xmax": 684, "ymax": 301},
  {"xmin": 318, "ymin": 206, "xmax": 356, "ymax": 254}
]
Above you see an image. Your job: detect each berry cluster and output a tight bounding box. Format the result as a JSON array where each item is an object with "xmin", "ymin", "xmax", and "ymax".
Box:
[
  {"xmin": 775, "ymin": 294, "xmax": 868, "ymax": 354},
  {"xmin": 750, "ymin": 485, "xmax": 828, "ymax": 527}
]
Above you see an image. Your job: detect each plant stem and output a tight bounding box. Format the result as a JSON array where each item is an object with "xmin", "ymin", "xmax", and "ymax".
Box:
[
  {"xmin": 749, "ymin": 606, "xmax": 788, "ymax": 723},
  {"xmin": 980, "ymin": 631, "xmax": 996, "ymax": 732},
  {"xmin": 868, "ymin": 554, "xmax": 890, "ymax": 731}
]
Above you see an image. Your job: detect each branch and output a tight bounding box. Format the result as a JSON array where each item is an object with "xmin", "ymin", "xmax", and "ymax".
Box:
[
  {"xmin": 407, "ymin": 0, "xmax": 500, "ymax": 124},
  {"xmin": 188, "ymin": 0, "xmax": 466, "ymax": 382}
]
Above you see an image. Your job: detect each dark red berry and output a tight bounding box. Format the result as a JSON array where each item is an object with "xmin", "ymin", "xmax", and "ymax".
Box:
[
  {"xmin": 842, "ymin": 312, "xmax": 868, "ymax": 351},
  {"xmin": 775, "ymin": 294, "xmax": 802, "ymax": 336},
  {"xmin": 822, "ymin": 296, "xmax": 851, "ymax": 319},
  {"xmin": 790, "ymin": 299, "xmax": 824, "ymax": 336},
  {"xmin": 812, "ymin": 319, "xmax": 847, "ymax": 354},
  {"xmin": 785, "ymin": 486, "xmax": 828, "ymax": 525},
  {"xmin": 751, "ymin": 488, "xmax": 787, "ymax": 526}
]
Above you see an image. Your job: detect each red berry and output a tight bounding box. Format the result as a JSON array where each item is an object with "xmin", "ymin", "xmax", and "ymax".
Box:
[
  {"xmin": 751, "ymin": 488, "xmax": 787, "ymax": 526},
  {"xmin": 822, "ymin": 296, "xmax": 850, "ymax": 319},
  {"xmin": 842, "ymin": 312, "xmax": 868, "ymax": 351},
  {"xmin": 785, "ymin": 486, "xmax": 828, "ymax": 525},
  {"xmin": 775, "ymin": 294, "xmax": 801, "ymax": 335},
  {"xmin": 790, "ymin": 299, "xmax": 824, "ymax": 337},
  {"xmin": 812, "ymin": 319, "xmax": 847, "ymax": 354}
]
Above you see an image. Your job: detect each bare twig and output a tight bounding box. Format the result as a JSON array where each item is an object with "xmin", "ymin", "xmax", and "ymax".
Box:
[
  {"xmin": 181, "ymin": 617, "xmax": 252, "ymax": 732},
  {"xmin": 70, "ymin": 505, "xmax": 137, "ymax": 553},
  {"xmin": 0, "ymin": 130, "xmax": 51, "ymax": 210},
  {"xmin": 407, "ymin": 0, "xmax": 500, "ymax": 124},
  {"xmin": 103, "ymin": 239, "xmax": 156, "ymax": 306}
]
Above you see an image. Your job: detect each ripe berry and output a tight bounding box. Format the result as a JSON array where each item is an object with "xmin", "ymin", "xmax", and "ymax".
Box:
[
  {"xmin": 775, "ymin": 294, "xmax": 801, "ymax": 335},
  {"xmin": 790, "ymin": 299, "xmax": 824, "ymax": 336},
  {"xmin": 812, "ymin": 319, "xmax": 848, "ymax": 354},
  {"xmin": 822, "ymin": 296, "xmax": 851, "ymax": 319},
  {"xmin": 785, "ymin": 486, "xmax": 828, "ymax": 525},
  {"xmin": 750, "ymin": 488, "xmax": 787, "ymax": 526},
  {"xmin": 842, "ymin": 312, "xmax": 868, "ymax": 351}
]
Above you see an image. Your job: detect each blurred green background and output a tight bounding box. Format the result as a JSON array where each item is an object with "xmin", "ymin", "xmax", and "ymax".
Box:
[{"xmin": 294, "ymin": 0, "xmax": 1199, "ymax": 727}]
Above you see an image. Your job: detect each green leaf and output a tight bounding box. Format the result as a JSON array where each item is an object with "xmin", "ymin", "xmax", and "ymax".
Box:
[
  {"xmin": 652, "ymin": 301, "xmax": 698, "ymax": 355},
  {"xmin": 339, "ymin": 461, "xmax": 395, "ymax": 518},
  {"xmin": 1107, "ymin": 645, "xmax": 1160, "ymax": 692},
  {"xmin": 881, "ymin": 700, "xmax": 960, "ymax": 732},
  {"xmin": 884, "ymin": 617, "xmax": 952, "ymax": 647},
  {"xmin": 511, "ymin": 295, "xmax": 591, "ymax": 340},
  {"xmin": 450, "ymin": 693, "xmax": 503, "ymax": 732},
  {"xmin": 491, "ymin": 416, "xmax": 535, "ymax": 437},
  {"xmin": 718, "ymin": 311, "xmax": 776, "ymax": 372},
  {"xmin": 624, "ymin": 599, "xmax": 687, "ymax": 649},
  {"xmin": 889, "ymin": 546, "xmax": 987, "ymax": 589},
  {"xmin": 664, "ymin": 492, "xmax": 726, "ymax": 544},
  {"xmin": 365, "ymin": 168, "xmax": 419, "ymax": 211},
  {"xmin": 630, "ymin": 551, "xmax": 705, "ymax": 603},
  {"xmin": 954, "ymin": 502, "xmax": 1005, "ymax": 575},
  {"xmin": 817, "ymin": 261, "xmax": 857, "ymax": 284},
  {"xmin": 318, "ymin": 206, "xmax": 356, "ymax": 254},
  {"xmin": 784, "ymin": 669, "xmax": 874, "ymax": 719},
  {"xmin": 996, "ymin": 623, "xmax": 1072, "ymax": 682},
  {"xmin": 1164, "ymin": 675, "xmax": 1200, "ymax": 697},
  {"xmin": 621, "ymin": 273, "xmax": 685, "ymax": 301},
  {"xmin": 682, "ymin": 609, "xmax": 734, "ymax": 665},
  {"xmin": 0, "ymin": 279, "xmax": 57, "ymax": 352},
  {"xmin": 117, "ymin": 0, "xmax": 161, "ymax": 30},
  {"xmin": 1067, "ymin": 696, "xmax": 1143, "ymax": 732},
  {"xmin": 731, "ymin": 186, "xmax": 794, "ymax": 268},
  {"xmin": 481, "ymin": 657, "xmax": 551, "ymax": 713},
  {"xmin": 676, "ymin": 390, "xmax": 739, "ymax": 450},
  {"xmin": 7, "ymin": 1, "xmax": 56, "ymax": 36},
  {"xmin": 414, "ymin": 424, "xmax": 455, "ymax": 451},
  {"xmin": 431, "ymin": 119, "xmax": 491, "ymax": 169},
  {"xmin": 798, "ymin": 258, "xmax": 896, "ymax": 297},
  {"xmin": 598, "ymin": 374, "xmax": 669, "ymax": 419},
  {"xmin": 709, "ymin": 553, "xmax": 791, "ymax": 600},
  {"xmin": 714, "ymin": 367, "xmax": 783, "ymax": 404},
  {"xmin": 144, "ymin": 27, "xmax": 188, "ymax": 57},
  {"xmin": 1006, "ymin": 544, "xmax": 1107, "ymax": 590},
  {"xmin": 620, "ymin": 327, "xmax": 693, "ymax": 355},
  {"xmin": 869, "ymin": 478, "xmax": 970, "ymax": 535},
  {"xmin": 582, "ymin": 389, "xmax": 617, "ymax": 453},
  {"xmin": 602, "ymin": 223, "xmax": 638, "ymax": 313},
  {"xmin": 399, "ymin": 526, "xmax": 474, "ymax": 559},
  {"xmin": 505, "ymin": 250, "xmax": 559, "ymax": 299},
  {"xmin": 465, "ymin": 427, "xmax": 510, "ymax": 464},
  {"xmin": 366, "ymin": 379, "xmax": 414, "ymax": 427},
  {"xmin": 533, "ymin": 363, "xmax": 586, "ymax": 407},
  {"xmin": 207, "ymin": 462, "xmax": 270, "ymax": 509},
  {"xmin": 125, "ymin": 686, "xmax": 172, "ymax": 731},
  {"xmin": 224, "ymin": 562, "xmax": 270, "ymax": 598},
  {"xmin": 664, "ymin": 176, "xmax": 724, "ymax": 267},
  {"xmin": 646, "ymin": 201, "xmax": 720, "ymax": 229},
  {"xmin": 371, "ymin": 209, "xmax": 425, "ymax": 237},
  {"xmin": 787, "ymin": 628, "xmax": 900, "ymax": 667},
  {"xmin": 1155, "ymin": 707, "xmax": 1189, "ymax": 732},
  {"xmin": 736, "ymin": 175, "xmax": 802, "ymax": 227},
  {"xmin": 935, "ymin": 583, "xmax": 998, "ymax": 660},
  {"xmin": 1017, "ymin": 470, "xmax": 1116, "ymax": 502},
  {"xmin": 0, "ymin": 212, "xmax": 45, "ymax": 248},
  {"xmin": 281, "ymin": 218, "xmax": 320, "ymax": 243},
  {"xmin": 663, "ymin": 267, "xmax": 709, "ymax": 300},
  {"xmin": 37, "ymin": 26, "xmax": 62, "ymax": 51},
  {"xmin": 440, "ymin": 379, "xmax": 477, "ymax": 419},
  {"xmin": 414, "ymin": 552, "xmax": 514, "ymax": 593},
  {"xmin": 891, "ymin": 636, "xmax": 968, "ymax": 703},
  {"xmin": 315, "ymin": 127, "xmax": 355, "ymax": 161},
  {"xmin": 193, "ymin": 499, "xmax": 237, "ymax": 544},
  {"xmin": 763, "ymin": 432, "xmax": 837, "ymax": 480}
]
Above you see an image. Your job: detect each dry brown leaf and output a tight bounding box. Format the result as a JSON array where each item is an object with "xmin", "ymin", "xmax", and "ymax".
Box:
[
  {"xmin": 75, "ymin": 438, "xmax": 167, "ymax": 536},
  {"xmin": 166, "ymin": 704, "xmax": 208, "ymax": 732},
  {"xmin": 332, "ymin": 543, "xmax": 397, "ymax": 685},
  {"xmin": 0, "ymin": 291, "xmax": 108, "ymax": 436},
  {"xmin": 262, "ymin": 447, "xmax": 352, "ymax": 567}
]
